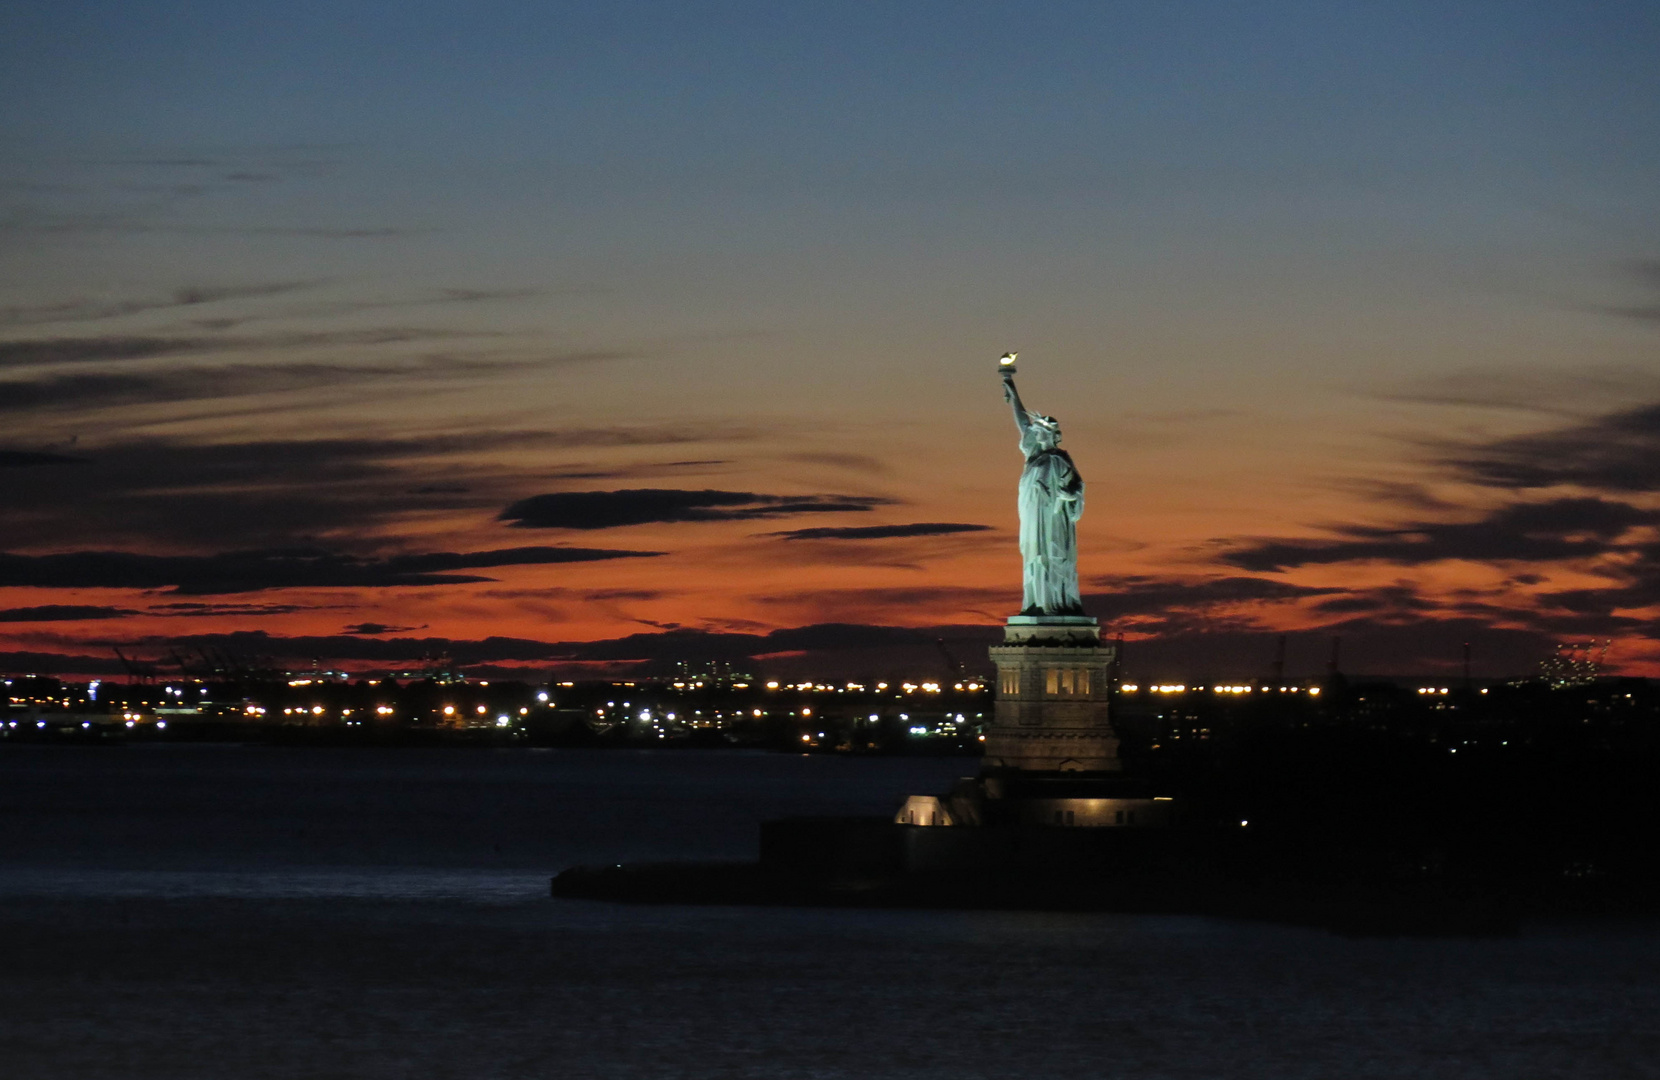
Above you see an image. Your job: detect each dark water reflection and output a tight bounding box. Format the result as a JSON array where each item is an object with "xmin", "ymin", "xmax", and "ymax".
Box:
[{"xmin": 1, "ymin": 747, "xmax": 1656, "ymax": 1078}]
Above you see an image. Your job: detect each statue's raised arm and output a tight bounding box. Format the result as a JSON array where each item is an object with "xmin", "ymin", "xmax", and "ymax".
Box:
[{"xmin": 1002, "ymin": 366, "xmax": 1033, "ymax": 436}]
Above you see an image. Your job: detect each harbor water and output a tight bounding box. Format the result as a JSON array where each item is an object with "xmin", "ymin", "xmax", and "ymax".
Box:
[{"xmin": 1, "ymin": 745, "xmax": 1656, "ymax": 1079}]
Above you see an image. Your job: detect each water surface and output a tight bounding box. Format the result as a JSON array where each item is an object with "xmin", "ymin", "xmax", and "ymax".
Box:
[{"xmin": 1, "ymin": 746, "xmax": 1654, "ymax": 1078}]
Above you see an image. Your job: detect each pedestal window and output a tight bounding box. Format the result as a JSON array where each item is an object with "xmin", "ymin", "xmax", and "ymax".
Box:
[{"xmin": 1044, "ymin": 668, "xmax": 1092, "ymax": 696}]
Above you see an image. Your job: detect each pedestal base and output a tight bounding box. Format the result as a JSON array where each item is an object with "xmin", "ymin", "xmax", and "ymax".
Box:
[{"xmin": 981, "ymin": 614, "xmax": 1119, "ymax": 773}]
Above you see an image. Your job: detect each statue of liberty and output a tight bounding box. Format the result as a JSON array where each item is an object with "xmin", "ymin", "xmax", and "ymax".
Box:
[{"xmin": 1000, "ymin": 354, "xmax": 1085, "ymax": 616}]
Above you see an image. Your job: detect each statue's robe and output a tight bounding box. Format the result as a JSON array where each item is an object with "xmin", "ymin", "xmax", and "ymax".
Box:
[{"xmin": 1017, "ymin": 430, "xmax": 1085, "ymax": 616}]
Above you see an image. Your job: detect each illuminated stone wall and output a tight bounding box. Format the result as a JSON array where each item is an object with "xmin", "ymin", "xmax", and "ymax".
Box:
[{"xmin": 983, "ymin": 619, "xmax": 1120, "ymax": 773}]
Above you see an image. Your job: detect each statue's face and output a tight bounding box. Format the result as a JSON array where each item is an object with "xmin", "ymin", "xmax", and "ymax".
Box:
[{"xmin": 1031, "ymin": 420, "xmax": 1061, "ymax": 449}]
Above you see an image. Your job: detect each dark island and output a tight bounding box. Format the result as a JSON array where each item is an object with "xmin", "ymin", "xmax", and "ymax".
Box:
[{"xmin": 553, "ymin": 673, "xmax": 1660, "ymax": 937}]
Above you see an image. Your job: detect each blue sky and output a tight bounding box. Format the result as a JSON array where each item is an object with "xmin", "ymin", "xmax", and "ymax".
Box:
[{"xmin": 3, "ymin": 1, "xmax": 1659, "ymax": 677}]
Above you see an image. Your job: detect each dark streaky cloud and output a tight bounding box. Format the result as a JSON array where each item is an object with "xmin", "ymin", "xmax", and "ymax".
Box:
[
  {"xmin": 0, "ymin": 325, "xmax": 478, "ymax": 368},
  {"xmin": 1595, "ymin": 259, "xmax": 1660, "ymax": 323},
  {"xmin": 153, "ymin": 623, "xmax": 1000, "ymax": 667},
  {"xmin": 0, "ymin": 546, "xmax": 661, "ymax": 595},
  {"xmin": 0, "ymin": 429, "xmax": 755, "ymax": 551},
  {"xmin": 0, "ymin": 281, "xmax": 317, "ymax": 329},
  {"xmin": 146, "ymin": 602, "xmax": 314, "ymax": 617},
  {"xmin": 1442, "ymin": 402, "xmax": 1660, "ymax": 493},
  {"xmin": 1190, "ymin": 399, "xmax": 1660, "ymax": 652},
  {"xmin": 500, "ymin": 489, "xmax": 891, "ymax": 529},
  {"xmin": 1221, "ymin": 498, "xmax": 1656, "ymax": 572},
  {"xmin": 0, "ymin": 337, "xmax": 208, "ymax": 367},
  {"xmin": 0, "ymin": 605, "xmax": 135, "ymax": 622},
  {"xmin": 0, "ymin": 449, "xmax": 85, "ymax": 467},
  {"xmin": 0, "ymin": 327, "xmax": 484, "ymax": 369},
  {"xmin": 769, "ymin": 522, "xmax": 992, "ymax": 541},
  {"xmin": 0, "ymin": 652, "xmax": 128, "ymax": 676},
  {"xmin": 0, "ymin": 356, "xmax": 576, "ymax": 414},
  {"xmin": 785, "ymin": 451, "xmax": 890, "ymax": 474},
  {"xmin": 1087, "ymin": 575, "xmax": 1342, "ymax": 618}
]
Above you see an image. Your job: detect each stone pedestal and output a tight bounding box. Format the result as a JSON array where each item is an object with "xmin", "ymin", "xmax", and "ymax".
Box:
[{"xmin": 982, "ymin": 615, "xmax": 1120, "ymax": 773}]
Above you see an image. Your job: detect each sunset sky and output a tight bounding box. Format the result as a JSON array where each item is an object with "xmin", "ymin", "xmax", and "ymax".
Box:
[{"xmin": 4, "ymin": 1, "xmax": 1659, "ymax": 680}]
